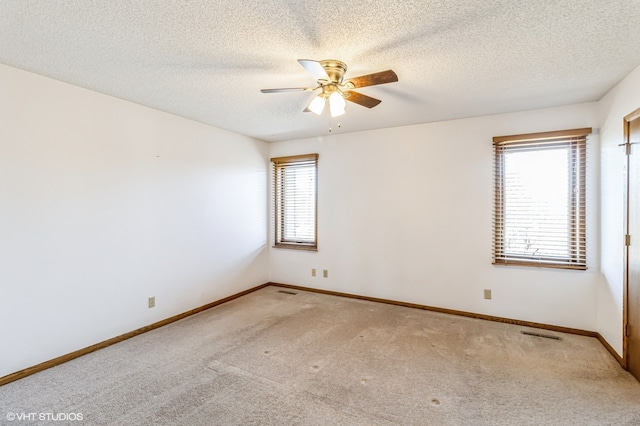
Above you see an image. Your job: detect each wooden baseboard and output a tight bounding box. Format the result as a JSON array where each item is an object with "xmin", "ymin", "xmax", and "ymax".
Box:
[
  {"xmin": 0, "ymin": 283, "xmax": 270, "ymax": 387},
  {"xmin": 269, "ymin": 282, "xmax": 625, "ymax": 367},
  {"xmin": 2, "ymin": 281, "xmax": 625, "ymax": 387},
  {"xmin": 596, "ymin": 332, "xmax": 625, "ymax": 366}
]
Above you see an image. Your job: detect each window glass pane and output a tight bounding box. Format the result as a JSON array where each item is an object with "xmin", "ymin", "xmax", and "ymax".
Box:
[
  {"xmin": 282, "ymin": 165, "xmax": 316, "ymax": 243},
  {"xmin": 503, "ymin": 147, "xmax": 569, "ymax": 259}
]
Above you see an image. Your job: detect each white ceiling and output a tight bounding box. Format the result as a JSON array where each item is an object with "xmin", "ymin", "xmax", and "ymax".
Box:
[{"xmin": 2, "ymin": 1, "xmax": 640, "ymax": 142}]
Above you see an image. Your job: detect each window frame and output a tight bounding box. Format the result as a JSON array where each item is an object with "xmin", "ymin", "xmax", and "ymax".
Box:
[
  {"xmin": 492, "ymin": 128, "xmax": 591, "ymax": 270},
  {"xmin": 271, "ymin": 153, "xmax": 318, "ymax": 251}
]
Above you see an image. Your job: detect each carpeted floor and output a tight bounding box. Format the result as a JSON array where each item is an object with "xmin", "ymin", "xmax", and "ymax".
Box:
[{"xmin": 1, "ymin": 285, "xmax": 639, "ymax": 425}]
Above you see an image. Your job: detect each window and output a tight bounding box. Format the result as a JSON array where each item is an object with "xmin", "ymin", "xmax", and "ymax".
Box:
[
  {"xmin": 272, "ymin": 154, "xmax": 318, "ymax": 250},
  {"xmin": 493, "ymin": 128, "xmax": 590, "ymax": 270}
]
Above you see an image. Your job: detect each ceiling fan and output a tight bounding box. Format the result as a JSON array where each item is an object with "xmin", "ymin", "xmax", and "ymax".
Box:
[{"xmin": 260, "ymin": 59, "xmax": 398, "ymax": 117}]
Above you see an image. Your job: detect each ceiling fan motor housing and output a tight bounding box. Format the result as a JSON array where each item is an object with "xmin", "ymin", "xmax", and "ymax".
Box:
[{"xmin": 319, "ymin": 60, "xmax": 347, "ymax": 84}]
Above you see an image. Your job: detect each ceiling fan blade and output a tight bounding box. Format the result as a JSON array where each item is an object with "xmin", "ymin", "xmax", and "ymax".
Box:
[
  {"xmin": 343, "ymin": 91, "xmax": 382, "ymax": 108},
  {"xmin": 298, "ymin": 59, "xmax": 330, "ymax": 82},
  {"xmin": 345, "ymin": 70, "xmax": 398, "ymax": 88},
  {"xmin": 261, "ymin": 88, "xmax": 310, "ymax": 93}
]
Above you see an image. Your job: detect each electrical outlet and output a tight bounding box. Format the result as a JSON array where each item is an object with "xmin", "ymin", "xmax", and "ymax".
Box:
[
  {"xmin": 484, "ymin": 289, "xmax": 492, "ymax": 300},
  {"xmin": 312, "ymin": 268, "xmax": 316, "ymax": 277},
  {"xmin": 323, "ymin": 269, "xmax": 328, "ymax": 278},
  {"xmin": 148, "ymin": 296, "xmax": 155, "ymax": 308}
]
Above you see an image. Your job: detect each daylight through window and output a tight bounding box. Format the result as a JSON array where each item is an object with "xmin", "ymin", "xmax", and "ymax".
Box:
[
  {"xmin": 272, "ymin": 154, "xmax": 318, "ymax": 250},
  {"xmin": 493, "ymin": 128, "xmax": 590, "ymax": 269}
]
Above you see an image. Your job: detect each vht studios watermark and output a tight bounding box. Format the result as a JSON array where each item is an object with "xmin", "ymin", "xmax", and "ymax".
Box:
[{"xmin": 5, "ymin": 412, "xmax": 83, "ymax": 422}]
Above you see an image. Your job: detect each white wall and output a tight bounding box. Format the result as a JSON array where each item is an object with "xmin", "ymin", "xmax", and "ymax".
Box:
[
  {"xmin": 270, "ymin": 104, "xmax": 602, "ymax": 332},
  {"xmin": 597, "ymin": 65, "xmax": 640, "ymax": 356},
  {"xmin": 0, "ymin": 64, "xmax": 269, "ymax": 378}
]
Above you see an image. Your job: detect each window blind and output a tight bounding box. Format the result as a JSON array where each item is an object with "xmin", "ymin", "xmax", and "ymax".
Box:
[
  {"xmin": 272, "ymin": 154, "xmax": 318, "ymax": 249},
  {"xmin": 493, "ymin": 128, "xmax": 590, "ymax": 270}
]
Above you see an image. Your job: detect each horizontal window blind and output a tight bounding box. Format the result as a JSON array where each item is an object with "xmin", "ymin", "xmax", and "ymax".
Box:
[
  {"xmin": 493, "ymin": 128, "xmax": 590, "ymax": 270},
  {"xmin": 272, "ymin": 154, "xmax": 318, "ymax": 249}
]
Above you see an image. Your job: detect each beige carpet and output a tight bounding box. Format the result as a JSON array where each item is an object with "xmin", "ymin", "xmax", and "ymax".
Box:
[{"xmin": 1, "ymin": 286, "xmax": 639, "ymax": 425}]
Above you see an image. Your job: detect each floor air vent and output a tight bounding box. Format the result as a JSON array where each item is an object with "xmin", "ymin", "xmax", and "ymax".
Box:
[
  {"xmin": 521, "ymin": 331, "xmax": 561, "ymax": 341},
  {"xmin": 277, "ymin": 290, "xmax": 297, "ymax": 295}
]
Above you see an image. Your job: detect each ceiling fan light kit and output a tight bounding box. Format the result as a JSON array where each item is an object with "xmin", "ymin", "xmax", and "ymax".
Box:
[
  {"xmin": 261, "ymin": 59, "xmax": 398, "ymax": 118},
  {"xmin": 307, "ymin": 95, "xmax": 326, "ymax": 115},
  {"xmin": 328, "ymin": 92, "xmax": 346, "ymax": 117}
]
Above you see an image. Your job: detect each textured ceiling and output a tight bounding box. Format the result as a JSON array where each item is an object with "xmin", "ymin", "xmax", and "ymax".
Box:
[{"xmin": 2, "ymin": 1, "xmax": 640, "ymax": 142}]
